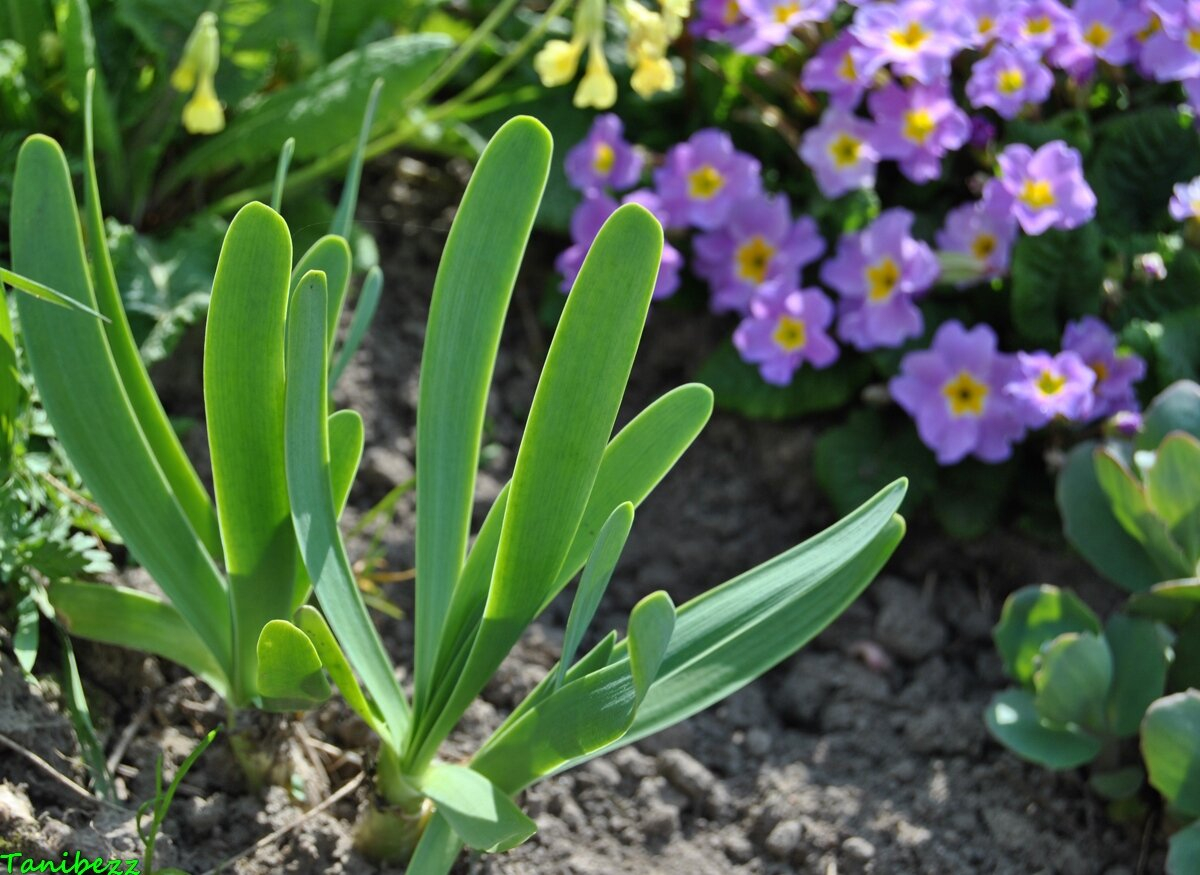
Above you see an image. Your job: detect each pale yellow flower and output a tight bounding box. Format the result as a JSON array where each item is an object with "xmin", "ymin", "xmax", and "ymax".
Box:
[
  {"xmin": 574, "ymin": 41, "xmax": 617, "ymax": 108},
  {"xmin": 631, "ymin": 55, "xmax": 675, "ymax": 98},
  {"xmin": 173, "ymin": 12, "xmax": 224, "ymax": 134},
  {"xmin": 182, "ymin": 76, "xmax": 225, "ymax": 134},
  {"xmin": 534, "ymin": 38, "xmax": 585, "ymax": 87}
]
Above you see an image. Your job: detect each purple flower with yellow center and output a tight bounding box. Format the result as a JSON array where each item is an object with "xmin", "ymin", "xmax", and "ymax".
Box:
[
  {"xmin": 890, "ymin": 321, "xmax": 1027, "ymax": 464},
  {"xmin": 655, "ymin": 129, "xmax": 763, "ymax": 230},
  {"xmin": 691, "ymin": 0, "xmax": 773, "ymax": 53},
  {"xmin": 851, "ymin": 0, "xmax": 964, "ymax": 84},
  {"xmin": 821, "ymin": 208, "xmax": 939, "ymax": 350},
  {"xmin": 694, "ymin": 192, "xmax": 826, "ymax": 313},
  {"xmin": 965, "ymin": 45, "xmax": 1054, "ymax": 119},
  {"xmin": 1061, "ymin": 316, "xmax": 1146, "ymax": 417},
  {"xmin": 936, "ymin": 199, "xmax": 1019, "ymax": 283},
  {"xmin": 798, "ymin": 108, "xmax": 880, "ymax": 197},
  {"xmin": 801, "ymin": 32, "xmax": 880, "ymax": 109},
  {"xmin": 868, "ymin": 81, "xmax": 970, "ymax": 183},
  {"xmin": 743, "ymin": 0, "xmax": 839, "ymax": 46},
  {"xmin": 564, "ymin": 114, "xmax": 644, "ymax": 195},
  {"xmin": 994, "ymin": 141, "xmax": 1097, "ymax": 235},
  {"xmin": 1170, "ymin": 175, "xmax": 1200, "ymax": 220},
  {"xmin": 999, "ymin": 0, "xmax": 1088, "ymax": 70},
  {"xmin": 961, "ymin": 0, "xmax": 1007, "ymax": 47},
  {"xmin": 1072, "ymin": 0, "xmax": 1146, "ymax": 65},
  {"xmin": 556, "ymin": 191, "xmax": 682, "ymax": 300},
  {"xmin": 1141, "ymin": 0, "xmax": 1200, "ymax": 81},
  {"xmin": 733, "ymin": 286, "xmax": 840, "ymax": 385},
  {"xmin": 1005, "ymin": 350, "xmax": 1097, "ymax": 426}
]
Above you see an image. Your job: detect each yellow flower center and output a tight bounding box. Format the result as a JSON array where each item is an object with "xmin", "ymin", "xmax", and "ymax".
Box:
[
  {"xmin": 724, "ymin": 0, "xmax": 741, "ymax": 24},
  {"xmin": 1191, "ymin": 198, "xmax": 1200, "ymax": 216},
  {"xmin": 1026, "ymin": 15, "xmax": 1053, "ymax": 36},
  {"xmin": 1138, "ymin": 16, "xmax": 1162, "ymax": 42},
  {"xmin": 866, "ymin": 257, "xmax": 901, "ymax": 302},
  {"xmin": 978, "ymin": 15, "xmax": 995, "ymax": 35},
  {"xmin": 971, "ymin": 233, "xmax": 997, "ymax": 261},
  {"xmin": 775, "ymin": 2, "xmax": 801, "ymax": 23},
  {"xmin": 1018, "ymin": 179, "xmax": 1056, "ymax": 211},
  {"xmin": 998, "ymin": 68, "xmax": 1025, "ymax": 95},
  {"xmin": 903, "ymin": 108, "xmax": 936, "ymax": 144},
  {"xmin": 773, "ymin": 315, "xmax": 808, "ymax": 352},
  {"xmin": 943, "ymin": 371, "xmax": 989, "ymax": 417},
  {"xmin": 1084, "ymin": 21, "xmax": 1112, "ymax": 48},
  {"xmin": 593, "ymin": 142, "xmax": 615, "ymax": 174},
  {"xmin": 688, "ymin": 165, "xmax": 725, "ymax": 199},
  {"xmin": 1036, "ymin": 369, "xmax": 1067, "ymax": 396},
  {"xmin": 1189, "ymin": 28, "xmax": 1200, "ymax": 52},
  {"xmin": 829, "ymin": 133, "xmax": 862, "ymax": 168},
  {"xmin": 1091, "ymin": 360, "xmax": 1109, "ymax": 383},
  {"xmin": 838, "ymin": 50, "xmax": 857, "ymax": 82},
  {"xmin": 736, "ymin": 236, "xmax": 776, "ymax": 284},
  {"xmin": 890, "ymin": 21, "xmax": 928, "ymax": 50}
]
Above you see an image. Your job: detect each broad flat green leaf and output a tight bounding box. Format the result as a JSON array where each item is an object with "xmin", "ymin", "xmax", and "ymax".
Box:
[
  {"xmin": 419, "ymin": 763, "xmax": 536, "ymax": 852},
  {"xmin": 1058, "ymin": 442, "xmax": 1159, "ymax": 592},
  {"xmin": 986, "ymin": 689, "xmax": 1103, "ymax": 770},
  {"xmin": 160, "ymin": 35, "xmax": 453, "ymax": 190},
  {"xmin": 993, "ymin": 584, "xmax": 1101, "ymax": 685},
  {"xmin": 1095, "ymin": 449, "xmax": 1193, "ymax": 580},
  {"xmin": 407, "ymin": 812, "xmax": 461, "ymax": 875},
  {"xmin": 284, "ymin": 267, "xmax": 410, "ymax": 748},
  {"xmin": 411, "ymin": 116, "xmax": 552, "ymax": 716},
  {"xmin": 414, "ymin": 204, "xmax": 661, "ymax": 771},
  {"xmin": 12, "ymin": 135, "xmax": 231, "ymax": 668},
  {"xmin": 627, "ymin": 592, "xmax": 675, "ymax": 702},
  {"xmin": 81, "ymin": 71, "xmax": 222, "ymax": 561},
  {"xmin": 292, "ymin": 605, "xmax": 380, "ymax": 733},
  {"xmin": 1167, "ymin": 820, "xmax": 1200, "ymax": 875},
  {"xmin": 256, "ymin": 619, "xmax": 331, "ymax": 704},
  {"xmin": 330, "ymin": 265, "xmax": 382, "ymax": 387},
  {"xmin": 1139, "ymin": 382, "xmax": 1200, "ymax": 450},
  {"xmin": 205, "ymin": 203, "xmax": 296, "ymax": 702},
  {"xmin": 1144, "ymin": 433, "xmax": 1200, "ymax": 564},
  {"xmin": 557, "ymin": 503, "xmax": 634, "ymax": 690},
  {"xmin": 502, "ymin": 632, "xmax": 621, "ymax": 734},
  {"xmin": 330, "ymin": 78, "xmax": 382, "ymax": 240},
  {"xmin": 1143, "ymin": 691, "xmax": 1200, "ymax": 816},
  {"xmin": 49, "ymin": 580, "xmax": 230, "ymax": 697},
  {"xmin": 1105, "ymin": 614, "xmax": 1171, "ymax": 738},
  {"xmin": 1032, "ymin": 633, "xmax": 1112, "ymax": 730},
  {"xmin": 292, "ymin": 236, "xmax": 352, "ymax": 356},
  {"xmin": 1128, "ymin": 578, "xmax": 1200, "ymax": 625}
]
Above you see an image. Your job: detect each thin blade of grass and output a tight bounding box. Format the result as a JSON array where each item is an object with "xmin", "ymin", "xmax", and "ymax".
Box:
[
  {"xmin": 330, "ymin": 78, "xmax": 383, "ymax": 240},
  {"xmin": 330, "ymin": 266, "xmax": 383, "ymax": 388},
  {"xmin": 271, "ymin": 138, "xmax": 296, "ymax": 213}
]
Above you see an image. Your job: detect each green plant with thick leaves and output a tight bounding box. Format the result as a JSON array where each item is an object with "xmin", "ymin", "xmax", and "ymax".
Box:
[
  {"xmin": 986, "ymin": 381, "xmax": 1200, "ymax": 873},
  {"xmin": 243, "ymin": 115, "xmax": 909, "ymax": 866}
]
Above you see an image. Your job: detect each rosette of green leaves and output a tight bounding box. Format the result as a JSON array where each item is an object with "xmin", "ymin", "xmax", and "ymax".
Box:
[{"xmin": 252, "ymin": 115, "xmax": 909, "ymax": 867}]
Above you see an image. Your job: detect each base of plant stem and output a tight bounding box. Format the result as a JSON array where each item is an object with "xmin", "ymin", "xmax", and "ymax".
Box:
[
  {"xmin": 227, "ymin": 711, "xmax": 327, "ymax": 801},
  {"xmin": 354, "ymin": 797, "xmax": 434, "ymax": 862}
]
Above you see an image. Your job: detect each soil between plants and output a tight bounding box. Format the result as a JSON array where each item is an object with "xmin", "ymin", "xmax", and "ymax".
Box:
[{"xmin": 0, "ymin": 156, "xmax": 1165, "ymax": 874}]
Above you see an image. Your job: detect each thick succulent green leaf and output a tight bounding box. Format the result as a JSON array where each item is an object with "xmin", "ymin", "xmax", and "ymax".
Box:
[
  {"xmin": 49, "ymin": 581, "xmax": 229, "ymax": 697},
  {"xmin": 407, "ymin": 812, "xmax": 460, "ymax": 875},
  {"xmin": 1095, "ymin": 449, "xmax": 1193, "ymax": 580},
  {"xmin": 1090, "ymin": 766, "xmax": 1145, "ymax": 801},
  {"xmin": 1143, "ymin": 691, "xmax": 1200, "ymax": 817},
  {"xmin": 330, "ymin": 78, "xmax": 382, "ymax": 240},
  {"xmin": 557, "ymin": 504, "xmax": 634, "ymax": 690},
  {"xmin": 81, "ymin": 71, "xmax": 222, "ymax": 561},
  {"xmin": 1058, "ymin": 442, "xmax": 1160, "ymax": 593},
  {"xmin": 292, "ymin": 605, "xmax": 381, "ymax": 733},
  {"xmin": 330, "ymin": 266, "xmax": 383, "ymax": 388},
  {"xmin": 1031, "ymin": 633, "xmax": 1112, "ymax": 730},
  {"xmin": 411, "ymin": 116, "xmax": 552, "ymax": 715},
  {"xmin": 1105, "ymin": 614, "xmax": 1172, "ymax": 738},
  {"xmin": 12, "ymin": 135, "xmax": 231, "ymax": 667},
  {"xmin": 413, "ymin": 203, "xmax": 661, "ymax": 770},
  {"xmin": 1168, "ymin": 820, "xmax": 1200, "ymax": 875},
  {"xmin": 993, "ymin": 585, "xmax": 1102, "ymax": 685},
  {"xmin": 284, "ymin": 267, "xmax": 409, "ymax": 748},
  {"xmin": 205, "ymin": 204, "xmax": 297, "ymax": 702},
  {"xmin": 1139, "ymin": 382, "xmax": 1200, "ymax": 450},
  {"xmin": 419, "ymin": 763, "xmax": 536, "ymax": 852},
  {"xmin": 1128, "ymin": 578, "xmax": 1200, "ymax": 625},
  {"xmin": 256, "ymin": 619, "xmax": 331, "ymax": 705},
  {"xmin": 1144, "ymin": 433, "xmax": 1200, "ymax": 564},
  {"xmin": 986, "ymin": 689, "xmax": 1103, "ymax": 770},
  {"xmin": 502, "ymin": 633, "xmax": 621, "ymax": 735},
  {"xmin": 292, "ymin": 236, "xmax": 352, "ymax": 356}
]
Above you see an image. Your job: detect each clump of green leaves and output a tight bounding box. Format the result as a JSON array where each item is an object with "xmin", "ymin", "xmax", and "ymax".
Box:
[
  {"xmin": 987, "ymin": 381, "xmax": 1200, "ymax": 873},
  {"xmin": 247, "ymin": 115, "xmax": 908, "ymax": 867}
]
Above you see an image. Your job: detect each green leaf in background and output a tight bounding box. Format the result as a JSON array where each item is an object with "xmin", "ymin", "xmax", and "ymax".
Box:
[
  {"xmin": 814, "ymin": 409, "xmax": 937, "ymax": 517},
  {"xmin": 13, "ymin": 594, "xmax": 38, "ymax": 675},
  {"xmin": 993, "ymin": 585, "xmax": 1102, "ymax": 685},
  {"xmin": 1089, "ymin": 107, "xmax": 1200, "ymax": 237},
  {"xmin": 1031, "ymin": 632, "xmax": 1112, "ymax": 730},
  {"xmin": 932, "ymin": 457, "xmax": 1017, "ymax": 540},
  {"xmin": 1104, "ymin": 613, "xmax": 1172, "ymax": 738},
  {"xmin": 1167, "ymin": 820, "xmax": 1200, "ymax": 875},
  {"xmin": 1009, "ymin": 223, "xmax": 1103, "ymax": 348},
  {"xmin": 1089, "ymin": 765, "xmax": 1145, "ymax": 801},
  {"xmin": 1127, "ymin": 578, "xmax": 1200, "ymax": 625},
  {"xmin": 1143, "ymin": 433, "xmax": 1200, "ymax": 563},
  {"xmin": 256, "ymin": 619, "xmax": 332, "ymax": 705},
  {"xmin": 698, "ymin": 340, "xmax": 873, "ymax": 420},
  {"xmin": 330, "ymin": 77, "xmax": 383, "ymax": 241},
  {"xmin": 1095, "ymin": 449, "xmax": 1194, "ymax": 581},
  {"xmin": 419, "ymin": 763, "xmax": 536, "ymax": 852},
  {"xmin": 986, "ymin": 689, "xmax": 1103, "ymax": 770},
  {"xmin": 1143, "ymin": 690, "xmax": 1200, "ymax": 817},
  {"xmin": 1170, "ymin": 612, "xmax": 1200, "ymax": 690},
  {"xmin": 0, "ymin": 284, "xmax": 16, "ymax": 478},
  {"xmin": 1139, "ymin": 381, "xmax": 1200, "ymax": 450},
  {"xmin": 330, "ymin": 265, "xmax": 383, "ymax": 388},
  {"xmin": 411, "ymin": 115, "xmax": 551, "ymax": 718},
  {"xmin": 204, "ymin": 203, "xmax": 296, "ymax": 703}
]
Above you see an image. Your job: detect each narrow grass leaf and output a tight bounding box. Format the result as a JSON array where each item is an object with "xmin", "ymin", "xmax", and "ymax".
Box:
[
  {"xmin": 12, "ymin": 136, "xmax": 230, "ymax": 666},
  {"xmin": 0, "ymin": 285, "xmax": 16, "ymax": 478},
  {"xmin": 293, "ymin": 236, "xmax": 352, "ymax": 356},
  {"xmin": 419, "ymin": 763, "xmax": 537, "ymax": 852},
  {"xmin": 271, "ymin": 137, "xmax": 296, "ymax": 213},
  {"xmin": 331, "ymin": 78, "xmax": 383, "ymax": 240},
  {"xmin": 412, "ymin": 116, "xmax": 551, "ymax": 715},
  {"xmin": 330, "ymin": 266, "xmax": 383, "ymax": 388},
  {"xmin": 0, "ymin": 268, "xmax": 109, "ymax": 319},
  {"xmin": 60, "ymin": 635, "xmax": 115, "ymax": 800}
]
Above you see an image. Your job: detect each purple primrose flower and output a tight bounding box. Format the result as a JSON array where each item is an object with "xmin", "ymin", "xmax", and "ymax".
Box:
[
  {"xmin": 965, "ymin": 45, "xmax": 1054, "ymax": 119},
  {"xmin": 999, "ymin": 0, "xmax": 1089, "ymax": 71},
  {"xmin": 655, "ymin": 129, "xmax": 763, "ymax": 230},
  {"xmin": 691, "ymin": 0, "xmax": 773, "ymax": 53},
  {"xmin": 993, "ymin": 141, "xmax": 1097, "ymax": 235},
  {"xmin": 1061, "ymin": 316, "xmax": 1146, "ymax": 417},
  {"xmin": 733, "ymin": 286, "xmax": 840, "ymax": 385},
  {"xmin": 851, "ymin": 0, "xmax": 965, "ymax": 84},
  {"xmin": 821, "ymin": 208, "xmax": 940, "ymax": 350},
  {"xmin": 1140, "ymin": 0, "xmax": 1200, "ymax": 82},
  {"xmin": 742, "ymin": 0, "xmax": 839, "ymax": 47},
  {"xmin": 802, "ymin": 32, "xmax": 880, "ymax": 109},
  {"xmin": 564, "ymin": 114, "xmax": 644, "ymax": 194},
  {"xmin": 869, "ymin": 81, "xmax": 970, "ymax": 182},
  {"xmin": 1170, "ymin": 175, "xmax": 1200, "ymax": 220},
  {"xmin": 936, "ymin": 199, "xmax": 1019, "ymax": 282},
  {"xmin": 798, "ymin": 108, "xmax": 880, "ymax": 197},
  {"xmin": 1072, "ymin": 0, "xmax": 1146, "ymax": 65},
  {"xmin": 890, "ymin": 321, "xmax": 1027, "ymax": 464},
  {"xmin": 1005, "ymin": 350, "xmax": 1098, "ymax": 426}
]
